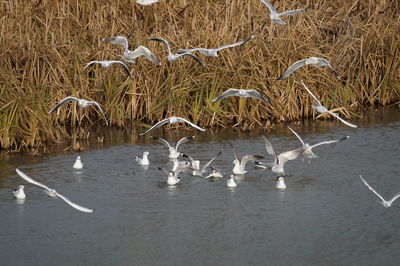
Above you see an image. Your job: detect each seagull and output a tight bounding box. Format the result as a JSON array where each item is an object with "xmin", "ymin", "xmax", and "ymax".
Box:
[
  {"xmin": 148, "ymin": 37, "xmax": 206, "ymax": 67},
  {"xmin": 277, "ymin": 57, "xmax": 340, "ymax": 80},
  {"xmin": 81, "ymin": 60, "xmax": 132, "ymax": 78},
  {"xmin": 262, "ymin": 135, "xmax": 306, "ymax": 175},
  {"xmin": 73, "ymin": 156, "xmax": 83, "ymax": 169},
  {"xmin": 261, "ymin": 0, "xmax": 305, "ymax": 25},
  {"xmin": 212, "ymin": 88, "xmax": 268, "ymax": 103},
  {"xmin": 227, "ymin": 175, "xmax": 237, "ymax": 188},
  {"xmin": 178, "ymin": 35, "xmax": 255, "ymax": 57},
  {"xmin": 151, "ymin": 136, "xmax": 194, "ymax": 159},
  {"xmin": 276, "ymin": 177, "xmax": 286, "ymax": 190},
  {"xmin": 48, "ymin": 96, "xmax": 108, "ymax": 126},
  {"xmin": 182, "ymin": 149, "xmax": 223, "ymax": 177},
  {"xmin": 102, "ymin": 36, "xmax": 161, "ymax": 66},
  {"xmin": 139, "ymin": 116, "xmax": 205, "ymax": 136},
  {"xmin": 171, "ymin": 159, "xmax": 196, "ymax": 173},
  {"xmin": 359, "ymin": 175, "xmax": 400, "ymax": 208},
  {"xmin": 301, "ymin": 80, "xmax": 358, "ymax": 128},
  {"xmin": 13, "ymin": 185, "xmax": 26, "ymax": 199},
  {"xmin": 15, "ymin": 168, "xmax": 94, "ymax": 213},
  {"xmin": 232, "ymin": 150, "xmax": 264, "ymax": 175},
  {"xmin": 136, "ymin": 151, "xmax": 150, "ymax": 166},
  {"xmin": 204, "ymin": 166, "xmax": 224, "ymax": 179},
  {"xmin": 286, "ymin": 124, "xmax": 350, "ymax": 158},
  {"xmin": 159, "ymin": 167, "xmax": 181, "ymax": 186},
  {"xmin": 136, "ymin": 0, "xmax": 159, "ymax": 6}
]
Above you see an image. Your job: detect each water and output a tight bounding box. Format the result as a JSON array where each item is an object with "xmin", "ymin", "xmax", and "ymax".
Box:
[{"xmin": 1, "ymin": 108, "xmax": 400, "ymax": 266}]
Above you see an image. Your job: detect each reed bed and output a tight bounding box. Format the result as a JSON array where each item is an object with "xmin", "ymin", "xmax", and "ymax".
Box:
[{"xmin": 0, "ymin": 0, "xmax": 399, "ymax": 151}]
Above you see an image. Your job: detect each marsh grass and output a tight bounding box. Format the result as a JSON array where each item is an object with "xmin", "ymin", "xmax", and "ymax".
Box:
[{"xmin": 0, "ymin": 0, "xmax": 399, "ymax": 150}]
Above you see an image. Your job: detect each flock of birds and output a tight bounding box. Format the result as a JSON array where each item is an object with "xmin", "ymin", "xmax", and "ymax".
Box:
[{"xmin": 11, "ymin": 0, "xmax": 399, "ymax": 213}]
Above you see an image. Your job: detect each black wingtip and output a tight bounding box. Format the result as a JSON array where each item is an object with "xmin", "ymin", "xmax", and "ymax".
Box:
[{"xmin": 276, "ymin": 75, "xmax": 284, "ymax": 81}]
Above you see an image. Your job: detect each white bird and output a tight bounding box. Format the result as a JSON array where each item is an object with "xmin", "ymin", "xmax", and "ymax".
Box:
[
  {"xmin": 204, "ymin": 166, "xmax": 224, "ymax": 179},
  {"xmin": 81, "ymin": 60, "xmax": 132, "ymax": 78},
  {"xmin": 183, "ymin": 149, "xmax": 223, "ymax": 177},
  {"xmin": 15, "ymin": 168, "xmax": 94, "ymax": 213},
  {"xmin": 148, "ymin": 37, "xmax": 206, "ymax": 67},
  {"xmin": 178, "ymin": 35, "xmax": 255, "ymax": 57},
  {"xmin": 232, "ymin": 150, "xmax": 264, "ymax": 175},
  {"xmin": 136, "ymin": 0, "xmax": 159, "ymax": 6},
  {"xmin": 48, "ymin": 96, "xmax": 108, "ymax": 126},
  {"xmin": 136, "ymin": 151, "xmax": 150, "ymax": 166},
  {"xmin": 277, "ymin": 57, "xmax": 340, "ymax": 80},
  {"xmin": 139, "ymin": 116, "xmax": 205, "ymax": 136},
  {"xmin": 159, "ymin": 167, "xmax": 181, "ymax": 186},
  {"xmin": 171, "ymin": 159, "xmax": 196, "ymax": 174},
  {"xmin": 261, "ymin": 0, "xmax": 305, "ymax": 25},
  {"xmin": 151, "ymin": 135, "xmax": 194, "ymax": 159},
  {"xmin": 102, "ymin": 36, "xmax": 161, "ymax": 66},
  {"xmin": 276, "ymin": 177, "xmax": 286, "ymax": 190},
  {"xmin": 301, "ymin": 80, "xmax": 358, "ymax": 128},
  {"xmin": 13, "ymin": 185, "xmax": 26, "ymax": 199},
  {"xmin": 73, "ymin": 156, "xmax": 83, "ymax": 169},
  {"xmin": 359, "ymin": 175, "xmax": 400, "ymax": 208},
  {"xmin": 227, "ymin": 175, "xmax": 237, "ymax": 188},
  {"xmin": 262, "ymin": 136, "xmax": 306, "ymax": 175},
  {"xmin": 212, "ymin": 88, "xmax": 268, "ymax": 103},
  {"xmin": 287, "ymin": 125, "xmax": 350, "ymax": 158}
]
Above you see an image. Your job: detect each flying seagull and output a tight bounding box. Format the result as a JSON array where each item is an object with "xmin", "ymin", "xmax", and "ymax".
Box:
[
  {"xmin": 139, "ymin": 116, "xmax": 205, "ymax": 136},
  {"xmin": 261, "ymin": 0, "xmax": 305, "ymax": 25},
  {"xmin": 82, "ymin": 60, "xmax": 132, "ymax": 78},
  {"xmin": 178, "ymin": 35, "xmax": 255, "ymax": 57},
  {"xmin": 16, "ymin": 168, "xmax": 94, "ymax": 213},
  {"xmin": 136, "ymin": 0, "xmax": 159, "ymax": 6},
  {"xmin": 359, "ymin": 175, "xmax": 400, "ymax": 208},
  {"xmin": 301, "ymin": 80, "xmax": 357, "ymax": 128},
  {"xmin": 212, "ymin": 88, "xmax": 268, "ymax": 103},
  {"xmin": 136, "ymin": 151, "xmax": 150, "ymax": 166},
  {"xmin": 277, "ymin": 57, "xmax": 340, "ymax": 80},
  {"xmin": 102, "ymin": 36, "xmax": 161, "ymax": 66},
  {"xmin": 148, "ymin": 37, "xmax": 206, "ymax": 67},
  {"xmin": 182, "ymin": 149, "xmax": 223, "ymax": 177},
  {"xmin": 48, "ymin": 96, "xmax": 108, "ymax": 126},
  {"xmin": 151, "ymin": 136, "xmax": 194, "ymax": 159}
]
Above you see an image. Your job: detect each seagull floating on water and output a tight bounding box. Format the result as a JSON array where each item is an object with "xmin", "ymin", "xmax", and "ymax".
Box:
[
  {"xmin": 359, "ymin": 175, "xmax": 400, "ymax": 208},
  {"xmin": 102, "ymin": 36, "xmax": 161, "ymax": 66},
  {"xmin": 232, "ymin": 150, "xmax": 263, "ymax": 175},
  {"xmin": 183, "ymin": 149, "xmax": 223, "ymax": 177},
  {"xmin": 159, "ymin": 167, "xmax": 181, "ymax": 186},
  {"xmin": 178, "ymin": 35, "xmax": 255, "ymax": 57},
  {"xmin": 48, "ymin": 96, "xmax": 108, "ymax": 126},
  {"xmin": 139, "ymin": 116, "xmax": 205, "ymax": 136},
  {"xmin": 136, "ymin": 151, "xmax": 150, "ymax": 166},
  {"xmin": 136, "ymin": 0, "xmax": 159, "ymax": 6},
  {"xmin": 148, "ymin": 37, "xmax": 206, "ymax": 67},
  {"xmin": 261, "ymin": 0, "xmax": 305, "ymax": 25},
  {"xmin": 16, "ymin": 169, "xmax": 93, "ymax": 213},
  {"xmin": 13, "ymin": 185, "xmax": 26, "ymax": 199},
  {"xmin": 204, "ymin": 166, "xmax": 224, "ymax": 179},
  {"xmin": 151, "ymin": 136, "xmax": 194, "ymax": 159},
  {"xmin": 73, "ymin": 156, "xmax": 83, "ymax": 169},
  {"xmin": 82, "ymin": 60, "xmax": 132, "ymax": 78},
  {"xmin": 301, "ymin": 80, "xmax": 358, "ymax": 128},
  {"xmin": 212, "ymin": 88, "xmax": 268, "ymax": 103},
  {"xmin": 227, "ymin": 175, "xmax": 237, "ymax": 188},
  {"xmin": 276, "ymin": 177, "xmax": 286, "ymax": 190},
  {"xmin": 277, "ymin": 57, "xmax": 340, "ymax": 80}
]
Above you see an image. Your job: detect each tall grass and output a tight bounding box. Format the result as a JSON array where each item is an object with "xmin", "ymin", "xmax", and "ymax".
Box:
[{"xmin": 0, "ymin": 0, "xmax": 399, "ymax": 150}]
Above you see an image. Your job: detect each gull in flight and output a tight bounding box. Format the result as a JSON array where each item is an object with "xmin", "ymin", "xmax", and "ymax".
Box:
[
  {"xmin": 102, "ymin": 36, "xmax": 161, "ymax": 66},
  {"xmin": 178, "ymin": 35, "xmax": 255, "ymax": 57},
  {"xmin": 148, "ymin": 37, "xmax": 206, "ymax": 67},
  {"xmin": 276, "ymin": 177, "xmax": 286, "ymax": 190},
  {"xmin": 48, "ymin": 96, "xmax": 108, "ymax": 126},
  {"xmin": 212, "ymin": 88, "xmax": 268, "ymax": 103},
  {"xmin": 13, "ymin": 185, "xmax": 26, "ymax": 199},
  {"xmin": 359, "ymin": 175, "xmax": 400, "ymax": 208},
  {"xmin": 16, "ymin": 169, "xmax": 94, "ymax": 213},
  {"xmin": 227, "ymin": 175, "xmax": 237, "ymax": 188},
  {"xmin": 139, "ymin": 116, "xmax": 205, "ymax": 136},
  {"xmin": 232, "ymin": 150, "xmax": 264, "ymax": 175},
  {"xmin": 301, "ymin": 80, "xmax": 358, "ymax": 128},
  {"xmin": 204, "ymin": 166, "xmax": 224, "ymax": 179},
  {"xmin": 287, "ymin": 124, "xmax": 350, "ymax": 159},
  {"xmin": 277, "ymin": 57, "xmax": 340, "ymax": 80},
  {"xmin": 81, "ymin": 60, "xmax": 132, "ymax": 78},
  {"xmin": 182, "ymin": 149, "xmax": 223, "ymax": 177},
  {"xmin": 261, "ymin": 0, "xmax": 305, "ymax": 25},
  {"xmin": 73, "ymin": 156, "xmax": 83, "ymax": 169},
  {"xmin": 151, "ymin": 136, "xmax": 194, "ymax": 159},
  {"xmin": 136, "ymin": 151, "xmax": 150, "ymax": 166},
  {"xmin": 136, "ymin": 0, "xmax": 159, "ymax": 6},
  {"xmin": 261, "ymin": 135, "xmax": 306, "ymax": 175}
]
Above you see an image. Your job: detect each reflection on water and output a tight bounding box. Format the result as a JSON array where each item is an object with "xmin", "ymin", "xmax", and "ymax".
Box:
[{"xmin": 0, "ymin": 107, "xmax": 399, "ymax": 265}]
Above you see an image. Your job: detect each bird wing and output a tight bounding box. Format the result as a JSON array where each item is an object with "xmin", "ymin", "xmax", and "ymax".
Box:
[
  {"xmin": 48, "ymin": 97, "xmax": 79, "ymax": 114},
  {"xmin": 246, "ymin": 90, "xmax": 269, "ymax": 102},
  {"xmin": 175, "ymin": 53, "xmax": 206, "ymax": 67},
  {"xmin": 158, "ymin": 167, "xmax": 171, "ymax": 177},
  {"xmin": 277, "ymin": 147, "xmax": 306, "ymax": 166},
  {"xmin": 300, "ymin": 80, "xmax": 323, "ymax": 107},
  {"xmin": 178, "ymin": 48, "xmax": 210, "ymax": 53},
  {"xmin": 151, "ymin": 136, "xmax": 171, "ymax": 148},
  {"xmin": 200, "ymin": 149, "xmax": 223, "ymax": 173},
  {"xmin": 359, "ymin": 175, "xmax": 386, "ymax": 203},
  {"xmin": 277, "ymin": 59, "xmax": 308, "ymax": 80},
  {"xmin": 326, "ymin": 110, "xmax": 358, "ymax": 128},
  {"xmin": 175, "ymin": 136, "xmax": 195, "ymax": 149},
  {"xmin": 130, "ymin": 46, "xmax": 161, "ymax": 66},
  {"xmin": 260, "ymin": 0, "xmax": 278, "ymax": 14},
  {"xmin": 82, "ymin": 61, "xmax": 100, "ymax": 72},
  {"xmin": 287, "ymin": 125, "xmax": 305, "ymax": 146},
  {"xmin": 139, "ymin": 118, "xmax": 170, "ymax": 136},
  {"xmin": 240, "ymin": 155, "xmax": 264, "ymax": 168},
  {"xmin": 16, "ymin": 168, "xmax": 52, "ymax": 191},
  {"xmin": 89, "ymin": 101, "xmax": 109, "ymax": 126},
  {"xmin": 148, "ymin": 37, "xmax": 171, "ymax": 54},
  {"xmin": 212, "ymin": 88, "xmax": 240, "ymax": 102},
  {"xmin": 262, "ymin": 135, "xmax": 277, "ymax": 158},
  {"xmin": 388, "ymin": 192, "xmax": 400, "ymax": 205},
  {"xmin": 109, "ymin": 60, "xmax": 132, "ymax": 78},
  {"xmin": 279, "ymin": 8, "xmax": 306, "ymax": 16},
  {"xmin": 55, "ymin": 192, "xmax": 93, "ymax": 213},
  {"xmin": 215, "ymin": 35, "xmax": 255, "ymax": 51},
  {"xmin": 310, "ymin": 136, "xmax": 349, "ymax": 149},
  {"xmin": 175, "ymin": 117, "xmax": 206, "ymax": 131},
  {"xmin": 102, "ymin": 36, "xmax": 129, "ymax": 52}
]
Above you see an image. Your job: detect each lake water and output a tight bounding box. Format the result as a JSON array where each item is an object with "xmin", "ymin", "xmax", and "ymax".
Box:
[{"xmin": 1, "ymin": 108, "xmax": 399, "ymax": 266}]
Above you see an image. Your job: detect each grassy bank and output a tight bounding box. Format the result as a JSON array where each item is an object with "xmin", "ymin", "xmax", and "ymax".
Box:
[{"xmin": 1, "ymin": 0, "xmax": 399, "ymax": 151}]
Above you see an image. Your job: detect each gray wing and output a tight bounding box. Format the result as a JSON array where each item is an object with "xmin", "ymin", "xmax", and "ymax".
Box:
[
  {"xmin": 16, "ymin": 168, "xmax": 52, "ymax": 192},
  {"xmin": 262, "ymin": 136, "xmax": 277, "ymax": 158},
  {"xmin": 129, "ymin": 46, "xmax": 161, "ymax": 66},
  {"xmin": 326, "ymin": 110, "xmax": 358, "ymax": 128},
  {"xmin": 277, "ymin": 59, "xmax": 308, "ymax": 80},
  {"xmin": 175, "ymin": 53, "xmax": 206, "ymax": 67},
  {"xmin": 89, "ymin": 101, "xmax": 109, "ymax": 126},
  {"xmin": 55, "ymin": 192, "xmax": 94, "ymax": 213},
  {"xmin": 178, "ymin": 48, "xmax": 211, "ymax": 53},
  {"xmin": 215, "ymin": 35, "xmax": 255, "ymax": 51},
  {"xmin": 175, "ymin": 117, "xmax": 206, "ymax": 131},
  {"xmin": 359, "ymin": 175, "xmax": 386, "ymax": 202},
  {"xmin": 151, "ymin": 136, "xmax": 171, "ymax": 148},
  {"xmin": 300, "ymin": 80, "xmax": 323, "ymax": 107},
  {"xmin": 287, "ymin": 125, "xmax": 305, "ymax": 146},
  {"xmin": 246, "ymin": 90, "xmax": 269, "ymax": 102},
  {"xmin": 175, "ymin": 136, "xmax": 195, "ymax": 149},
  {"xmin": 139, "ymin": 118, "xmax": 170, "ymax": 136},
  {"xmin": 261, "ymin": 0, "xmax": 278, "ymax": 14},
  {"xmin": 48, "ymin": 97, "xmax": 79, "ymax": 114},
  {"xmin": 388, "ymin": 192, "xmax": 400, "ymax": 205},
  {"xmin": 279, "ymin": 8, "xmax": 306, "ymax": 16},
  {"xmin": 111, "ymin": 61, "xmax": 133, "ymax": 78},
  {"xmin": 240, "ymin": 154, "xmax": 264, "ymax": 168},
  {"xmin": 200, "ymin": 149, "xmax": 223, "ymax": 173},
  {"xmin": 278, "ymin": 147, "xmax": 306, "ymax": 165},
  {"xmin": 158, "ymin": 167, "xmax": 171, "ymax": 177},
  {"xmin": 102, "ymin": 36, "xmax": 129, "ymax": 51},
  {"xmin": 212, "ymin": 89, "xmax": 240, "ymax": 102},
  {"xmin": 82, "ymin": 61, "xmax": 101, "ymax": 72},
  {"xmin": 310, "ymin": 136, "xmax": 349, "ymax": 149},
  {"xmin": 148, "ymin": 37, "xmax": 171, "ymax": 54}
]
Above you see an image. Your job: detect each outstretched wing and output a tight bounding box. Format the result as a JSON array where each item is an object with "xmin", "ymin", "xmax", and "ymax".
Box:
[
  {"xmin": 287, "ymin": 125, "xmax": 305, "ymax": 146},
  {"xmin": 201, "ymin": 149, "xmax": 223, "ymax": 173},
  {"xmin": 148, "ymin": 37, "xmax": 171, "ymax": 54},
  {"xmin": 212, "ymin": 88, "xmax": 240, "ymax": 102},
  {"xmin": 277, "ymin": 59, "xmax": 308, "ymax": 80},
  {"xmin": 278, "ymin": 147, "xmax": 306, "ymax": 166},
  {"xmin": 388, "ymin": 192, "xmax": 400, "ymax": 205},
  {"xmin": 175, "ymin": 136, "xmax": 195, "ymax": 150},
  {"xmin": 102, "ymin": 36, "xmax": 129, "ymax": 51},
  {"xmin": 82, "ymin": 61, "xmax": 101, "ymax": 72},
  {"xmin": 261, "ymin": 0, "xmax": 278, "ymax": 14},
  {"xmin": 55, "ymin": 192, "xmax": 94, "ymax": 213},
  {"xmin": 139, "ymin": 118, "xmax": 170, "ymax": 136},
  {"xmin": 326, "ymin": 110, "xmax": 358, "ymax": 128},
  {"xmin": 16, "ymin": 168, "xmax": 52, "ymax": 191},
  {"xmin": 215, "ymin": 35, "xmax": 255, "ymax": 51},
  {"xmin": 48, "ymin": 97, "xmax": 79, "ymax": 114},
  {"xmin": 240, "ymin": 154, "xmax": 264, "ymax": 168},
  {"xmin": 310, "ymin": 136, "xmax": 349, "ymax": 149},
  {"xmin": 175, "ymin": 117, "xmax": 206, "ymax": 131},
  {"xmin": 359, "ymin": 175, "xmax": 386, "ymax": 203},
  {"xmin": 109, "ymin": 60, "xmax": 132, "ymax": 78},
  {"xmin": 175, "ymin": 53, "xmax": 206, "ymax": 67},
  {"xmin": 151, "ymin": 136, "xmax": 171, "ymax": 148},
  {"xmin": 279, "ymin": 8, "xmax": 306, "ymax": 17},
  {"xmin": 301, "ymin": 80, "xmax": 323, "ymax": 107},
  {"xmin": 262, "ymin": 136, "xmax": 277, "ymax": 158},
  {"xmin": 246, "ymin": 90, "xmax": 269, "ymax": 102},
  {"xmin": 158, "ymin": 167, "xmax": 171, "ymax": 177},
  {"xmin": 90, "ymin": 101, "xmax": 109, "ymax": 126},
  {"xmin": 129, "ymin": 46, "xmax": 161, "ymax": 66}
]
